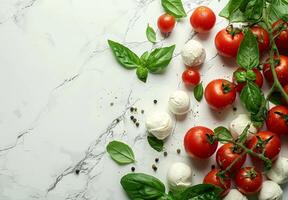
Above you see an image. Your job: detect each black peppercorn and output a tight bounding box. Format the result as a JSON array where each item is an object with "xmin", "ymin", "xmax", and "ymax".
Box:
[
  {"xmin": 135, "ymin": 122, "xmax": 139, "ymax": 127},
  {"xmin": 130, "ymin": 116, "xmax": 134, "ymax": 120},
  {"xmin": 164, "ymin": 151, "xmax": 168, "ymax": 157},
  {"xmin": 131, "ymin": 167, "xmax": 135, "ymax": 172},
  {"xmin": 155, "ymin": 158, "xmax": 159, "ymax": 163},
  {"xmin": 153, "ymin": 100, "xmax": 158, "ymax": 104},
  {"xmin": 152, "ymin": 164, "xmax": 158, "ymax": 171},
  {"xmin": 75, "ymin": 169, "xmax": 80, "ymax": 175},
  {"xmin": 177, "ymin": 149, "xmax": 181, "ymax": 154}
]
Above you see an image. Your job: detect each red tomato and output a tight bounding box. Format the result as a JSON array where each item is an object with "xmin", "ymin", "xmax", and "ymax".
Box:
[
  {"xmin": 233, "ymin": 68, "xmax": 263, "ymax": 92},
  {"xmin": 263, "ymin": 55, "xmax": 288, "ymax": 86},
  {"xmin": 266, "ymin": 105, "xmax": 288, "ymax": 135},
  {"xmin": 247, "ymin": 131, "xmax": 281, "ymax": 162},
  {"xmin": 235, "ymin": 167, "xmax": 263, "ymax": 195},
  {"xmin": 251, "ymin": 26, "xmax": 270, "ymax": 53},
  {"xmin": 283, "ymin": 85, "xmax": 288, "ymax": 105},
  {"xmin": 182, "ymin": 68, "xmax": 201, "ymax": 86},
  {"xmin": 203, "ymin": 169, "xmax": 231, "ymax": 197},
  {"xmin": 184, "ymin": 126, "xmax": 218, "ymax": 159},
  {"xmin": 204, "ymin": 79, "xmax": 236, "ymax": 110},
  {"xmin": 190, "ymin": 6, "xmax": 216, "ymax": 33},
  {"xmin": 157, "ymin": 14, "xmax": 176, "ymax": 34},
  {"xmin": 215, "ymin": 27, "xmax": 244, "ymax": 58},
  {"xmin": 273, "ymin": 19, "xmax": 288, "ymax": 55},
  {"xmin": 216, "ymin": 143, "xmax": 247, "ymax": 173}
]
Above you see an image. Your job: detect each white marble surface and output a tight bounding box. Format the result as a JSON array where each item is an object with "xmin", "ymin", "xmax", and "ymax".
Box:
[{"xmin": 0, "ymin": 0, "xmax": 287, "ymax": 199}]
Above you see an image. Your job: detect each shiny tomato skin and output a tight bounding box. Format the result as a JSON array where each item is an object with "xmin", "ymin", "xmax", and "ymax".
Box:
[
  {"xmin": 157, "ymin": 14, "xmax": 176, "ymax": 34},
  {"xmin": 263, "ymin": 55, "xmax": 288, "ymax": 86},
  {"xmin": 233, "ymin": 68, "xmax": 264, "ymax": 92},
  {"xmin": 190, "ymin": 6, "xmax": 216, "ymax": 33},
  {"xmin": 204, "ymin": 79, "xmax": 236, "ymax": 110},
  {"xmin": 235, "ymin": 167, "xmax": 263, "ymax": 195},
  {"xmin": 216, "ymin": 143, "xmax": 247, "ymax": 173},
  {"xmin": 247, "ymin": 131, "xmax": 281, "ymax": 162},
  {"xmin": 251, "ymin": 26, "xmax": 270, "ymax": 53},
  {"xmin": 184, "ymin": 126, "xmax": 218, "ymax": 159},
  {"xmin": 182, "ymin": 68, "xmax": 201, "ymax": 86},
  {"xmin": 273, "ymin": 20, "xmax": 288, "ymax": 55},
  {"xmin": 266, "ymin": 105, "xmax": 288, "ymax": 135},
  {"xmin": 203, "ymin": 169, "xmax": 231, "ymax": 197},
  {"xmin": 215, "ymin": 28, "xmax": 244, "ymax": 58}
]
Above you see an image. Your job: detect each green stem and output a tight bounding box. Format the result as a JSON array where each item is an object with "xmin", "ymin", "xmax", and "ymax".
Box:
[{"xmin": 220, "ymin": 151, "xmax": 246, "ymax": 174}]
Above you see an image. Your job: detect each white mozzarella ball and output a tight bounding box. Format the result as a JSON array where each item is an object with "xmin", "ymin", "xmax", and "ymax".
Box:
[
  {"xmin": 168, "ymin": 90, "xmax": 190, "ymax": 115},
  {"xmin": 259, "ymin": 181, "xmax": 283, "ymax": 200},
  {"xmin": 229, "ymin": 114, "xmax": 257, "ymax": 139},
  {"xmin": 267, "ymin": 157, "xmax": 288, "ymax": 184},
  {"xmin": 181, "ymin": 39, "xmax": 206, "ymax": 67},
  {"xmin": 167, "ymin": 162, "xmax": 192, "ymax": 192},
  {"xmin": 223, "ymin": 189, "xmax": 248, "ymax": 200}
]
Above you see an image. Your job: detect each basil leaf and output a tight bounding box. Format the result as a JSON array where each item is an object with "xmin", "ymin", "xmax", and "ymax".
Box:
[
  {"xmin": 250, "ymin": 98, "xmax": 268, "ymax": 128},
  {"xmin": 244, "ymin": 0, "xmax": 264, "ymax": 22},
  {"xmin": 267, "ymin": 0, "xmax": 288, "ymax": 24},
  {"xmin": 161, "ymin": 0, "xmax": 187, "ymax": 18},
  {"xmin": 106, "ymin": 141, "xmax": 135, "ymax": 165},
  {"xmin": 140, "ymin": 51, "xmax": 150, "ymax": 66},
  {"xmin": 146, "ymin": 24, "xmax": 156, "ymax": 44},
  {"xmin": 219, "ymin": 0, "xmax": 247, "ymax": 22},
  {"xmin": 121, "ymin": 173, "xmax": 166, "ymax": 199},
  {"xmin": 214, "ymin": 126, "xmax": 233, "ymax": 143},
  {"xmin": 194, "ymin": 82, "xmax": 204, "ymax": 102},
  {"xmin": 147, "ymin": 135, "xmax": 164, "ymax": 152},
  {"xmin": 240, "ymin": 81, "xmax": 264, "ymax": 114},
  {"xmin": 219, "ymin": 2, "xmax": 230, "ymax": 18},
  {"xmin": 146, "ymin": 45, "xmax": 176, "ymax": 73},
  {"xmin": 268, "ymin": 91, "xmax": 282, "ymax": 105},
  {"xmin": 136, "ymin": 66, "xmax": 148, "ymax": 83},
  {"xmin": 234, "ymin": 71, "xmax": 247, "ymax": 83},
  {"xmin": 108, "ymin": 40, "xmax": 141, "ymax": 69},
  {"xmin": 237, "ymin": 29, "xmax": 259, "ymax": 69},
  {"xmin": 173, "ymin": 184, "xmax": 222, "ymax": 200},
  {"xmin": 246, "ymin": 69, "xmax": 257, "ymax": 81}
]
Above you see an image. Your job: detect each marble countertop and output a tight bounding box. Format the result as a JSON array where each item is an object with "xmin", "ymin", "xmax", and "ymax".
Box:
[{"xmin": 0, "ymin": 0, "xmax": 287, "ymax": 199}]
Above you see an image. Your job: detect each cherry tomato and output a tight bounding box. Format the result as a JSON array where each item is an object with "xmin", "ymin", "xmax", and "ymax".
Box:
[
  {"xmin": 215, "ymin": 26, "xmax": 244, "ymax": 58},
  {"xmin": 233, "ymin": 68, "xmax": 263, "ymax": 92},
  {"xmin": 190, "ymin": 6, "xmax": 216, "ymax": 33},
  {"xmin": 247, "ymin": 131, "xmax": 281, "ymax": 162},
  {"xmin": 203, "ymin": 169, "xmax": 231, "ymax": 197},
  {"xmin": 266, "ymin": 105, "xmax": 288, "ymax": 135},
  {"xmin": 204, "ymin": 79, "xmax": 236, "ymax": 110},
  {"xmin": 184, "ymin": 126, "xmax": 218, "ymax": 159},
  {"xmin": 273, "ymin": 19, "xmax": 288, "ymax": 55},
  {"xmin": 157, "ymin": 14, "xmax": 176, "ymax": 34},
  {"xmin": 235, "ymin": 167, "xmax": 263, "ymax": 195},
  {"xmin": 251, "ymin": 26, "xmax": 270, "ymax": 53},
  {"xmin": 182, "ymin": 68, "xmax": 201, "ymax": 86},
  {"xmin": 263, "ymin": 55, "xmax": 288, "ymax": 86},
  {"xmin": 282, "ymin": 84, "xmax": 288, "ymax": 105},
  {"xmin": 216, "ymin": 143, "xmax": 247, "ymax": 173}
]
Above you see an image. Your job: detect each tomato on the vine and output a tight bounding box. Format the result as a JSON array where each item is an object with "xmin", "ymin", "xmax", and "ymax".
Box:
[
  {"xmin": 157, "ymin": 14, "xmax": 176, "ymax": 34},
  {"xmin": 273, "ymin": 19, "xmax": 288, "ymax": 55},
  {"xmin": 235, "ymin": 167, "xmax": 263, "ymax": 195},
  {"xmin": 190, "ymin": 6, "xmax": 216, "ymax": 33},
  {"xmin": 214, "ymin": 26, "xmax": 244, "ymax": 58},
  {"xmin": 203, "ymin": 169, "xmax": 231, "ymax": 197},
  {"xmin": 263, "ymin": 55, "xmax": 288, "ymax": 86},
  {"xmin": 182, "ymin": 68, "xmax": 200, "ymax": 86},
  {"xmin": 233, "ymin": 68, "xmax": 263, "ymax": 92},
  {"xmin": 247, "ymin": 131, "xmax": 281, "ymax": 162},
  {"xmin": 216, "ymin": 143, "xmax": 247, "ymax": 173},
  {"xmin": 266, "ymin": 105, "xmax": 288, "ymax": 135},
  {"xmin": 184, "ymin": 126, "xmax": 218, "ymax": 159},
  {"xmin": 204, "ymin": 79, "xmax": 236, "ymax": 110},
  {"xmin": 251, "ymin": 26, "xmax": 270, "ymax": 53}
]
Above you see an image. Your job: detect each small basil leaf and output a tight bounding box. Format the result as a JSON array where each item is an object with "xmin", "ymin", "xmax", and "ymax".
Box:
[
  {"xmin": 146, "ymin": 24, "xmax": 156, "ymax": 44},
  {"xmin": 219, "ymin": 1, "xmax": 230, "ymax": 18},
  {"xmin": 136, "ymin": 66, "xmax": 148, "ymax": 83},
  {"xmin": 250, "ymin": 98, "xmax": 268, "ymax": 128},
  {"xmin": 140, "ymin": 51, "xmax": 150, "ymax": 66},
  {"xmin": 161, "ymin": 0, "xmax": 187, "ymax": 18},
  {"xmin": 121, "ymin": 173, "xmax": 166, "ymax": 199},
  {"xmin": 106, "ymin": 141, "xmax": 135, "ymax": 165},
  {"xmin": 267, "ymin": 0, "xmax": 288, "ymax": 24},
  {"xmin": 214, "ymin": 126, "xmax": 233, "ymax": 143},
  {"xmin": 194, "ymin": 82, "xmax": 204, "ymax": 102},
  {"xmin": 246, "ymin": 69, "xmax": 257, "ymax": 81},
  {"xmin": 146, "ymin": 45, "xmax": 176, "ymax": 73},
  {"xmin": 268, "ymin": 91, "xmax": 283, "ymax": 105},
  {"xmin": 234, "ymin": 71, "xmax": 247, "ymax": 83},
  {"xmin": 147, "ymin": 135, "xmax": 164, "ymax": 152},
  {"xmin": 244, "ymin": 0, "xmax": 264, "ymax": 22}
]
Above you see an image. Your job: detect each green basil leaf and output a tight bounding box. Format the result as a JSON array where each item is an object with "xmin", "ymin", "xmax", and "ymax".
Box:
[
  {"xmin": 243, "ymin": 0, "xmax": 264, "ymax": 22},
  {"xmin": 246, "ymin": 69, "xmax": 257, "ymax": 81},
  {"xmin": 240, "ymin": 81, "xmax": 264, "ymax": 114},
  {"xmin": 219, "ymin": 2, "xmax": 230, "ymax": 18},
  {"xmin": 146, "ymin": 45, "xmax": 176, "ymax": 73},
  {"xmin": 121, "ymin": 173, "xmax": 166, "ymax": 199},
  {"xmin": 106, "ymin": 141, "xmax": 135, "ymax": 165},
  {"xmin": 161, "ymin": 0, "xmax": 187, "ymax": 18},
  {"xmin": 147, "ymin": 135, "xmax": 164, "ymax": 152},
  {"xmin": 237, "ymin": 29, "xmax": 259, "ymax": 69},
  {"xmin": 250, "ymin": 98, "xmax": 268, "ymax": 128},
  {"xmin": 214, "ymin": 126, "xmax": 233, "ymax": 143},
  {"xmin": 229, "ymin": 9, "xmax": 247, "ymax": 23},
  {"xmin": 194, "ymin": 82, "xmax": 204, "ymax": 102},
  {"xmin": 140, "ymin": 51, "xmax": 150, "ymax": 66},
  {"xmin": 108, "ymin": 40, "xmax": 141, "ymax": 69},
  {"xmin": 146, "ymin": 24, "xmax": 156, "ymax": 44},
  {"xmin": 234, "ymin": 71, "xmax": 247, "ymax": 83},
  {"xmin": 136, "ymin": 66, "xmax": 149, "ymax": 83},
  {"xmin": 268, "ymin": 91, "xmax": 283, "ymax": 105},
  {"xmin": 267, "ymin": 0, "xmax": 288, "ymax": 24},
  {"xmin": 219, "ymin": 0, "xmax": 247, "ymax": 22}
]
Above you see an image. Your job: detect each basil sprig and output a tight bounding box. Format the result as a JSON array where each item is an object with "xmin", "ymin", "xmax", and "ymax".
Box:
[
  {"xmin": 106, "ymin": 141, "xmax": 135, "ymax": 165},
  {"xmin": 161, "ymin": 0, "xmax": 187, "ymax": 18},
  {"xmin": 147, "ymin": 135, "xmax": 164, "ymax": 152},
  {"xmin": 108, "ymin": 40, "xmax": 175, "ymax": 82},
  {"xmin": 146, "ymin": 24, "xmax": 156, "ymax": 44}
]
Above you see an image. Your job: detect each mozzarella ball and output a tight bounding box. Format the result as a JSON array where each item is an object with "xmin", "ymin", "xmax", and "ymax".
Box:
[
  {"xmin": 267, "ymin": 157, "xmax": 288, "ymax": 184},
  {"xmin": 259, "ymin": 181, "xmax": 283, "ymax": 200},
  {"xmin": 168, "ymin": 90, "xmax": 190, "ymax": 115},
  {"xmin": 229, "ymin": 114, "xmax": 257, "ymax": 139},
  {"xmin": 181, "ymin": 39, "xmax": 206, "ymax": 67},
  {"xmin": 167, "ymin": 162, "xmax": 192, "ymax": 192},
  {"xmin": 223, "ymin": 189, "xmax": 248, "ymax": 200},
  {"xmin": 145, "ymin": 112, "xmax": 173, "ymax": 140}
]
